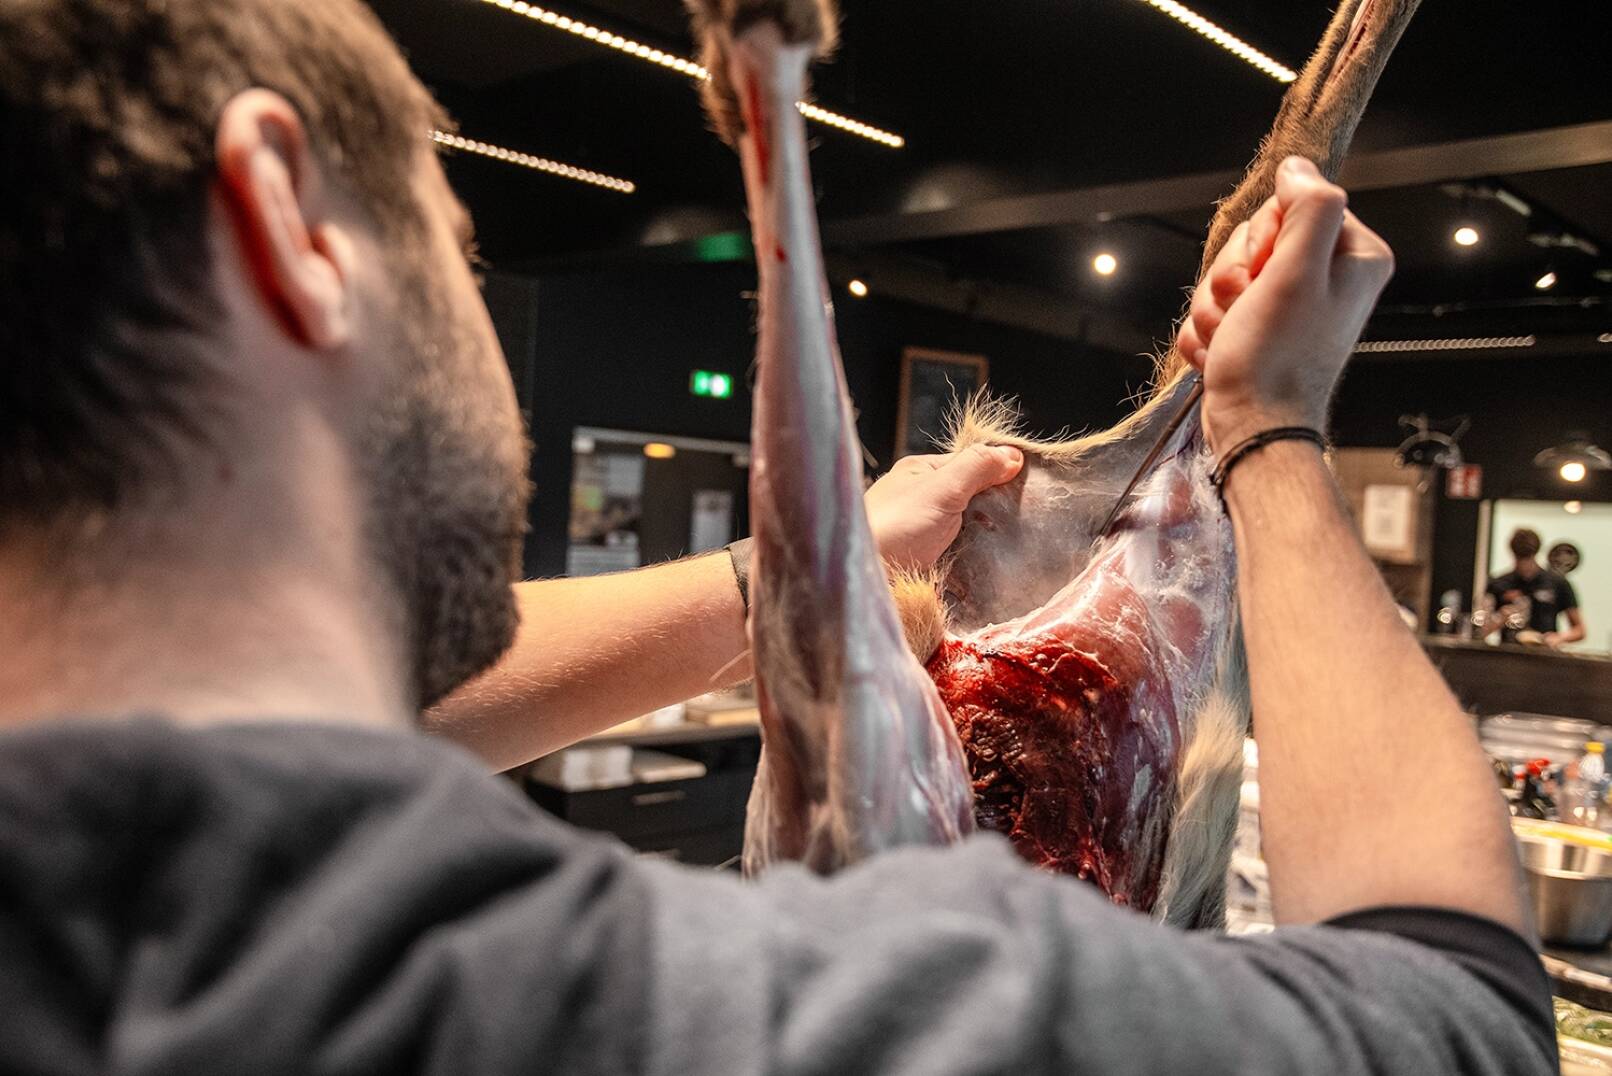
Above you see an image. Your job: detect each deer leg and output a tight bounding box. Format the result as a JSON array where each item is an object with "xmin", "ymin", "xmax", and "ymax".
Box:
[
  {"xmin": 687, "ymin": 0, "xmax": 975, "ymax": 874},
  {"xmin": 1164, "ymin": 0, "xmax": 1423, "ymax": 380}
]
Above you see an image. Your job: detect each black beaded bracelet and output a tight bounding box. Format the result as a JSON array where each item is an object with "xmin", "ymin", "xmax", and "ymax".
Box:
[{"xmin": 1209, "ymin": 426, "xmax": 1327, "ymax": 497}]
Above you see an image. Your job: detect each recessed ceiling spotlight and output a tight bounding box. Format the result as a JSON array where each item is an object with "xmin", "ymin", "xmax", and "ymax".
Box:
[
  {"xmin": 1566, "ymin": 501, "xmax": 1584, "ymax": 514},
  {"xmin": 479, "ymin": 0, "xmax": 905, "ymax": 148},
  {"xmin": 1136, "ymin": 0, "xmax": 1298, "ymax": 82},
  {"xmin": 847, "ymin": 279, "xmax": 869, "ymax": 298},
  {"xmin": 1534, "ymin": 270, "xmax": 1558, "ymax": 291},
  {"xmin": 1535, "ymin": 434, "xmax": 1612, "ymax": 485},
  {"xmin": 1453, "ymin": 225, "xmax": 1481, "ymax": 247},
  {"xmin": 1093, "ymin": 252, "xmax": 1118, "ymax": 277}
]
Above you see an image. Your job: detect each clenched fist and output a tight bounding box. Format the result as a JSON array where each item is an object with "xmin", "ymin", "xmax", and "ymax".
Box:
[{"xmin": 1177, "ymin": 156, "xmax": 1394, "ymax": 454}]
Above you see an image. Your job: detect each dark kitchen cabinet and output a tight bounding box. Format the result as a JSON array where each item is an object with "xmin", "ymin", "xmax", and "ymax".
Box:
[{"xmin": 522, "ymin": 725, "xmax": 760, "ymax": 868}]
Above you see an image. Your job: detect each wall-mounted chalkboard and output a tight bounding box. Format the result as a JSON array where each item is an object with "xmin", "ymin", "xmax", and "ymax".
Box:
[{"xmin": 894, "ymin": 348, "xmax": 989, "ymax": 459}]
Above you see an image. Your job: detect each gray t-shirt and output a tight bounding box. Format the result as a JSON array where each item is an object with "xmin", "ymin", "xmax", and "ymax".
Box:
[{"xmin": 0, "ymin": 719, "xmax": 1555, "ymax": 1074}]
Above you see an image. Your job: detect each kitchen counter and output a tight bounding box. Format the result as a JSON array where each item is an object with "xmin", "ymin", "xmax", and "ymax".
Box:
[
  {"xmin": 521, "ymin": 713, "xmax": 761, "ymax": 867},
  {"xmin": 1422, "ymin": 636, "xmax": 1612, "ymax": 724},
  {"xmin": 1423, "ymin": 636, "xmax": 1612, "ymax": 662},
  {"xmin": 579, "ymin": 717, "xmax": 759, "ymax": 751}
]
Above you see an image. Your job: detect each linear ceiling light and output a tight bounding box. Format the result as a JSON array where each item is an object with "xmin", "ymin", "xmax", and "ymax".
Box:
[
  {"xmin": 1355, "ymin": 335, "xmax": 1537, "ymax": 354},
  {"xmin": 795, "ymin": 102, "xmax": 904, "ymax": 148},
  {"xmin": 479, "ymin": 0, "xmax": 905, "ymax": 148},
  {"xmin": 1136, "ymin": 0, "xmax": 1298, "ymax": 83},
  {"xmin": 432, "ymin": 131, "xmax": 637, "ymax": 193}
]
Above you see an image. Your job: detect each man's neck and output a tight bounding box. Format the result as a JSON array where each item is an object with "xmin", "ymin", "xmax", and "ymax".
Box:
[
  {"xmin": 0, "ymin": 515, "xmax": 414, "ymax": 733},
  {"xmin": 1516, "ymin": 559, "xmax": 1540, "ymax": 581}
]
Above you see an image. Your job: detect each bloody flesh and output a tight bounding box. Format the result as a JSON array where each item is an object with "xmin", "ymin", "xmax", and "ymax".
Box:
[{"xmin": 929, "ymin": 554, "xmax": 1184, "ymax": 908}]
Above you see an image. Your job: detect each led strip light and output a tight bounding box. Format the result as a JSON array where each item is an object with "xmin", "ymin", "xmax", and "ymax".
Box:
[
  {"xmin": 479, "ymin": 0, "xmax": 906, "ymax": 148},
  {"xmin": 1354, "ymin": 335, "xmax": 1537, "ymax": 354},
  {"xmin": 1136, "ymin": 0, "xmax": 1298, "ymax": 83},
  {"xmin": 431, "ymin": 131, "xmax": 636, "ymax": 194},
  {"xmin": 795, "ymin": 102, "xmax": 904, "ymax": 149}
]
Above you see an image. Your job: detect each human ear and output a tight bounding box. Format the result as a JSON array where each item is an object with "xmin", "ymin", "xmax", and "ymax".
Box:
[{"xmin": 214, "ymin": 89, "xmax": 354, "ymax": 351}]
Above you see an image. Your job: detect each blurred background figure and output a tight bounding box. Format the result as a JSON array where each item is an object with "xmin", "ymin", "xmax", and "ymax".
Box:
[{"xmin": 1484, "ymin": 528, "xmax": 1586, "ymax": 647}]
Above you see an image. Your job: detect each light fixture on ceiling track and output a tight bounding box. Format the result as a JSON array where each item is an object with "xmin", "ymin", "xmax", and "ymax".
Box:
[
  {"xmin": 1534, "ymin": 269, "xmax": 1558, "ymax": 291},
  {"xmin": 1393, "ymin": 414, "xmax": 1468, "ymax": 471},
  {"xmin": 1135, "ymin": 0, "xmax": 1298, "ymax": 83},
  {"xmin": 1535, "ymin": 434, "xmax": 1611, "ymax": 485},
  {"xmin": 1442, "ymin": 181, "xmax": 1602, "ymax": 259},
  {"xmin": 479, "ymin": 0, "xmax": 906, "ymax": 148},
  {"xmin": 431, "ymin": 131, "xmax": 637, "ymax": 193},
  {"xmin": 1354, "ymin": 335, "xmax": 1537, "ymax": 354}
]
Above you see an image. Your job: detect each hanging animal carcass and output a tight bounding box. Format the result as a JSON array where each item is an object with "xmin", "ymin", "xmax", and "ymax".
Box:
[{"xmin": 687, "ymin": 0, "xmax": 1420, "ymax": 929}]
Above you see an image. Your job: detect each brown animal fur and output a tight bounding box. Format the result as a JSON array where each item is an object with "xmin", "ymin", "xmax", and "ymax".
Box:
[
  {"xmin": 1157, "ymin": 0, "xmax": 1422, "ymax": 384},
  {"xmin": 890, "ymin": 568, "xmax": 947, "ymax": 666},
  {"xmin": 686, "ymin": 0, "xmax": 838, "ymax": 146}
]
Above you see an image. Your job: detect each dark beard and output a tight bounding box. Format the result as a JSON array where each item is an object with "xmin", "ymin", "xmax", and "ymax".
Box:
[{"xmin": 361, "ymin": 257, "xmax": 530, "ymax": 711}]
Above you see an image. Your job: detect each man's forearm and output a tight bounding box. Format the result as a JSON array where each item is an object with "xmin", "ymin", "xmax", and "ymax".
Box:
[
  {"xmin": 424, "ymin": 552, "xmax": 748, "ymax": 771},
  {"xmin": 1226, "ymin": 441, "xmax": 1526, "ymax": 932}
]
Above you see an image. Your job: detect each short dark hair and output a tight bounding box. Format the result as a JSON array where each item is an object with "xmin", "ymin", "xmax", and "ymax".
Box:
[
  {"xmin": 1510, "ymin": 528, "xmax": 1542, "ymax": 559},
  {"xmin": 0, "ymin": 0, "xmax": 446, "ymax": 524}
]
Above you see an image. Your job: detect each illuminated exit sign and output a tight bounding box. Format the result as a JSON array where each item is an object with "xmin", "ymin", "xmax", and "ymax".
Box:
[{"xmin": 690, "ymin": 370, "xmax": 734, "ymax": 399}]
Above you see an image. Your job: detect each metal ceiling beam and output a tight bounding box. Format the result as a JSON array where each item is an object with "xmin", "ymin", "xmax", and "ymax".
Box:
[
  {"xmin": 823, "ymin": 121, "xmax": 1612, "ymax": 247},
  {"xmin": 505, "ymin": 237, "xmax": 1163, "ymax": 355},
  {"xmin": 821, "ymin": 252, "xmax": 1161, "ymax": 356}
]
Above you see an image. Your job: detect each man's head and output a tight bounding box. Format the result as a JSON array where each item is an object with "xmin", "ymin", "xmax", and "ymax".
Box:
[
  {"xmin": 0, "ymin": 0, "xmax": 530, "ymax": 709},
  {"xmin": 1510, "ymin": 528, "xmax": 1542, "ymax": 564}
]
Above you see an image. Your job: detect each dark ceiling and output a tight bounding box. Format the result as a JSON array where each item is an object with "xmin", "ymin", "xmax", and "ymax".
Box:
[{"xmin": 366, "ymin": 0, "xmax": 1612, "ymax": 348}]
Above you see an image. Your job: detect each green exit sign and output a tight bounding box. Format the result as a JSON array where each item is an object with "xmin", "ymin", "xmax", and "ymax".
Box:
[{"xmin": 690, "ymin": 370, "xmax": 734, "ymax": 399}]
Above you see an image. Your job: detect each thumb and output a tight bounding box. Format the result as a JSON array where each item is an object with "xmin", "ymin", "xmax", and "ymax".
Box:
[
  {"xmin": 941, "ymin": 444, "xmax": 1024, "ymax": 503},
  {"xmin": 1266, "ymin": 156, "xmax": 1348, "ymax": 281}
]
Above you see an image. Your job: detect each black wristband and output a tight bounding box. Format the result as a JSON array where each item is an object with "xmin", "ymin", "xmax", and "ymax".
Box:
[
  {"xmin": 726, "ymin": 538, "xmax": 753, "ymax": 614},
  {"xmin": 1210, "ymin": 426, "xmax": 1327, "ymax": 498}
]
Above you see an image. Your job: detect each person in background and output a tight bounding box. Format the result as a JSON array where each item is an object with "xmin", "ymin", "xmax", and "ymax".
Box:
[{"xmin": 1484, "ymin": 527, "xmax": 1586, "ymax": 647}]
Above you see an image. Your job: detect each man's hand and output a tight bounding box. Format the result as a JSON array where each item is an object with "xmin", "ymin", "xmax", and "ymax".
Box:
[
  {"xmin": 864, "ymin": 445, "xmax": 1024, "ymax": 569},
  {"xmin": 1176, "ymin": 156, "xmax": 1394, "ymax": 453}
]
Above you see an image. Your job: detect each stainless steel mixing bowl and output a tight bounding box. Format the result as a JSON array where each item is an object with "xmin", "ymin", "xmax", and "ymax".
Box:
[{"xmin": 1517, "ymin": 829, "xmax": 1612, "ymax": 947}]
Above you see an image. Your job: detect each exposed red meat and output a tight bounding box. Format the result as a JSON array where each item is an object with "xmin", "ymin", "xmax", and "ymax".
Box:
[{"xmin": 930, "ymin": 437, "xmax": 1229, "ymax": 908}]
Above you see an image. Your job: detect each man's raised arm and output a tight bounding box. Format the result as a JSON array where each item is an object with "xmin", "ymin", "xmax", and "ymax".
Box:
[
  {"xmin": 424, "ymin": 445, "xmax": 1022, "ymax": 771},
  {"xmin": 1181, "ymin": 156, "xmax": 1527, "ymax": 932}
]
